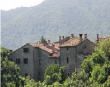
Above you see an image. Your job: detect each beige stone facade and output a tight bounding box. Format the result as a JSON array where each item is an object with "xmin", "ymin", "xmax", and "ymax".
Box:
[{"xmin": 9, "ymin": 34, "xmax": 95, "ymax": 81}]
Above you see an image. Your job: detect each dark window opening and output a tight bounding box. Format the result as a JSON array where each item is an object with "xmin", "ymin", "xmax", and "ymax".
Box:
[
  {"xmin": 39, "ymin": 60, "xmax": 41, "ymax": 65},
  {"xmin": 67, "ymin": 48, "xmax": 68, "ymax": 50},
  {"xmin": 9, "ymin": 59, "xmax": 12, "ymax": 61},
  {"xmin": 24, "ymin": 58, "xmax": 28, "ymax": 64},
  {"xmin": 16, "ymin": 58, "xmax": 20, "ymax": 64},
  {"xmin": 68, "ymin": 73, "xmax": 70, "ymax": 76},
  {"xmin": 55, "ymin": 60, "xmax": 57, "ymax": 64},
  {"xmin": 67, "ymin": 57, "xmax": 69, "ymax": 64},
  {"xmin": 25, "ymin": 73, "xmax": 28, "ymax": 78},
  {"xmin": 23, "ymin": 48, "xmax": 29, "ymax": 53},
  {"xmin": 49, "ymin": 53, "xmax": 52, "ymax": 56},
  {"xmin": 83, "ymin": 45, "xmax": 87, "ymax": 49}
]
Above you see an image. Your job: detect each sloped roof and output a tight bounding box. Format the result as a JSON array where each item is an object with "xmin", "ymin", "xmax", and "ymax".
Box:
[
  {"xmin": 48, "ymin": 52, "xmax": 60, "ymax": 58},
  {"xmin": 28, "ymin": 43, "xmax": 53, "ymax": 53},
  {"xmin": 28, "ymin": 43, "xmax": 60, "ymax": 58},
  {"xmin": 10, "ymin": 34, "xmax": 96, "ymax": 58},
  {"xmin": 94, "ymin": 36, "xmax": 110, "ymax": 45},
  {"xmin": 60, "ymin": 37, "xmax": 80, "ymax": 47}
]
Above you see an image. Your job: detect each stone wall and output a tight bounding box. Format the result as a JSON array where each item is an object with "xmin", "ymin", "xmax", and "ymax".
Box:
[
  {"xmin": 48, "ymin": 58, "xmax": 59, "ymax": 65},
  {"xmin": 77, "ymin": 55, "xmax": 84, "ymax": 68},
  {"xmin": 77, "ymin": 39, "xmax": 95, "ymax": 55},
  {"xmin": 38, "ymin": 49, "xmax": 50, "ymax": 81},
  {"xmin": 9, "ymin": 44, "xmax": 35, "ymax": 79},
  {"xmin": 60, "ymin": 46, "xmax": 77, "ymax": 77},
  {"xmin": 33, "ymin": 47, "xmax": 39, "ymax": 81}
]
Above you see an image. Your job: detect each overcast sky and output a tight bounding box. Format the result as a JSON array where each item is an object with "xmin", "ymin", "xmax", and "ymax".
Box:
[{"xmin": 0, "ymin": 0, "xmax": 44, "ymax": 11}]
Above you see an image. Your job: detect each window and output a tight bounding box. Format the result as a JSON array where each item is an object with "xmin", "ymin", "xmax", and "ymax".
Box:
[
  {"xmin": 23, "ymin": 48, "xmax": 29, "ymax": 53},
  {"xmin": 67, "ymin": 57, "xmax": 69, "ymax": 64},
  {"xmin": 68, "ymin": 72, "xmax": 70, "ymax": 76},
  {"xmin": 16, "ymin": 58, "xmax": 20, "ymax": 64},
  {"xmin": 25, "ymin": 73, "xmax": 28, "ymax": 78},
  {"xmin": 39, "ymin": 60, "xmax": 41, "ymax": 65},
  {"xmin": 67, "ymin": 48, "xmax": 68, "ymax": 50},
  {"xmin": 55, "ymin": 60, "xmax": 57, "ymax": 64},
  {"xmin": 9, "ymin": 59, "xmax": 12, "ymax": 61},
  {"xmin": 24, "ymin": 58, "xmax": 28, "ymax": 64}
]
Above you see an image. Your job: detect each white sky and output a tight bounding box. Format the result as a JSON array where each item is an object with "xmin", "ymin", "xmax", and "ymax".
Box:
[{"xmin": 0, "ymin": 0, "xmax": 44, "ymax": 11}]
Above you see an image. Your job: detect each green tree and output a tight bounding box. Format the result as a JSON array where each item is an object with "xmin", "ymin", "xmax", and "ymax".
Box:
[
  {"xmin": 44, "ymin": 64, "xmax": 66, "ymax": 85},
  {"xmin": 1, "ymin": 46, "xmax": 24, "ymax": 87},
  {"xmin": 95, "ymin": 37, "xmax": 110, "ymax": 60},
  {"xmin": 90, "ymin": 65, "xmax": 107, "ymax": 83},
  {"xmin": 40, "ymin": 36, "xmax": 46, "ymax": 44}
]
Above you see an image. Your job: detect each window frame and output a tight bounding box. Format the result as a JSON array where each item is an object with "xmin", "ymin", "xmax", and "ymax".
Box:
[
  {"xmin": 25, "ymin": 73, "xmax": 28, "ymax": 78},
  {"xmin": 16, "ymin": 58, "xmax": 20, "ymax": 64},
  {"xmin": 67, "ymin": 57, "xmax": 69, "ymax": 64},
  {"xmin": 68, "ymin": 72, "xmax": 70, "ymax": 76},
  {"xmin": 55, "ymin": 60, "xmax": 57, "ymax": 64},
  {"xmin": 39, "ymin": 60, "xmax": 41, "ymax": 65},
  {"xmin": 24, "ymin": 58, "xmax": 28, "ymax": 64},
  {"xmin": 23, "ymin": 48, "xmax": 29, "ymax": 53},
  {"xmin": 67, "ymin": 48, "xmax": 69, "ymax": 50}
]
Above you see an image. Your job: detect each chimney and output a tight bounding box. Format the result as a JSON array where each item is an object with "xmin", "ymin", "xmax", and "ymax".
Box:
[
  {"xmin": 48, "ymin": 40, "xmax": 50, "ymax": 44},
  {"xmin": 79, "ymin": 34, "xmax": 83, "ymax": 42},
  {"xmin": 71, "ymin": 34, "xmax": 74, "ymax": 37},
  {"xmin": 62, "ymin": 36, "xmax": 64, "ymax": 39},
  {"xmin": 97, "ymin": 34, "xmax": 99, "ymax": 42},
  {"xmin": 84, "ymin": 34, "xmax": 87, "ymax": 39},
  {"xmin": 9, "ymin": 49, "xmax": 12, "ymax": 54},
  {"xmin": 59, "ymin": 36, "xmax": 61, "ymax": 41}
]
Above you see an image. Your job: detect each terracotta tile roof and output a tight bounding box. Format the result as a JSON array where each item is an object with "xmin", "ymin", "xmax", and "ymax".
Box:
[
  {"xmin": 60, "ymin": 37, "xmax": 80, "ymax": 47},
  {"xmin": 28, "ymin": 43, "xmax": 60, "ymax": 58},
  {"xmin": 28, "ymin": 43, "xmax": 53, "ymax": 53},
  {"xmin": 54, "ymin": 36, "xmax": 70, "ymax": 43},
  {"xmin": 94, "ymin": 36, "xmax": 110, "ymax": 45},
  {"xmin": 48, "ymin": 52, "xmax": 60, "ymax": 58}
]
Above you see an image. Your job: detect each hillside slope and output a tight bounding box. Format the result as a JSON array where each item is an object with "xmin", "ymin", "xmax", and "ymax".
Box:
[{"xmin": 1, "ymin": 0, "xmax": 110, "ymax": 50}]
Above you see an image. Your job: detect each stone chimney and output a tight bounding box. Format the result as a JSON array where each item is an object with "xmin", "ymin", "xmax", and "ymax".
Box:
[
  {"xmin": 97, "ymin": 34, "xmax": 99, "ymax": 42},
  {"xmin": 9, "ymin": 49, "xmax": 13, "ymax": 54},
  {"xmin": 71, "ymin": 34, "xmax": 74, "ymax": 37},
  {"xmin": 79, "ymin": 34, "xmax": 83, "ymax": 42},
  {"xmin": 48, "ymin": 40, "xmax": 50, "ymax": 44},
  {"xmin": 62, "ymin": 36, "xmax": 64, "ymax": 39},
  {"xmin": 84, "ymin": 33, "xmax": 87, "ymax": 39},
  {"xmin": 59, "ymin": 36, "xmax": 61, "ymax": 41}
]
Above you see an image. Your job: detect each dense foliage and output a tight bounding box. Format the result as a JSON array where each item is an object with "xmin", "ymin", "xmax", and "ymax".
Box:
[
  {"xmin": 1, "ymin": 46, "xmax": 24, "ymax": 87},
  {"xmin": 1, "ymin": 0, "xmax": 110, "ymax": 50},
  {"xmin": 44, "ymin": 64, "xmax": 66, "ymax": 85}
]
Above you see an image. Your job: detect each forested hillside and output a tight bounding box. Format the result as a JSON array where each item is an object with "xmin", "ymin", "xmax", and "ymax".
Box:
[{"xmin": 1, "ymin": 0, "xmax": 110, "ymax": 50}]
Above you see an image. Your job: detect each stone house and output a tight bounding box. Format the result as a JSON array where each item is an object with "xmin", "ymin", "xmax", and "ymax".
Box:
[{"xmin": 9, "ymin": 34, "xmax": 95, "ymax": 81}]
